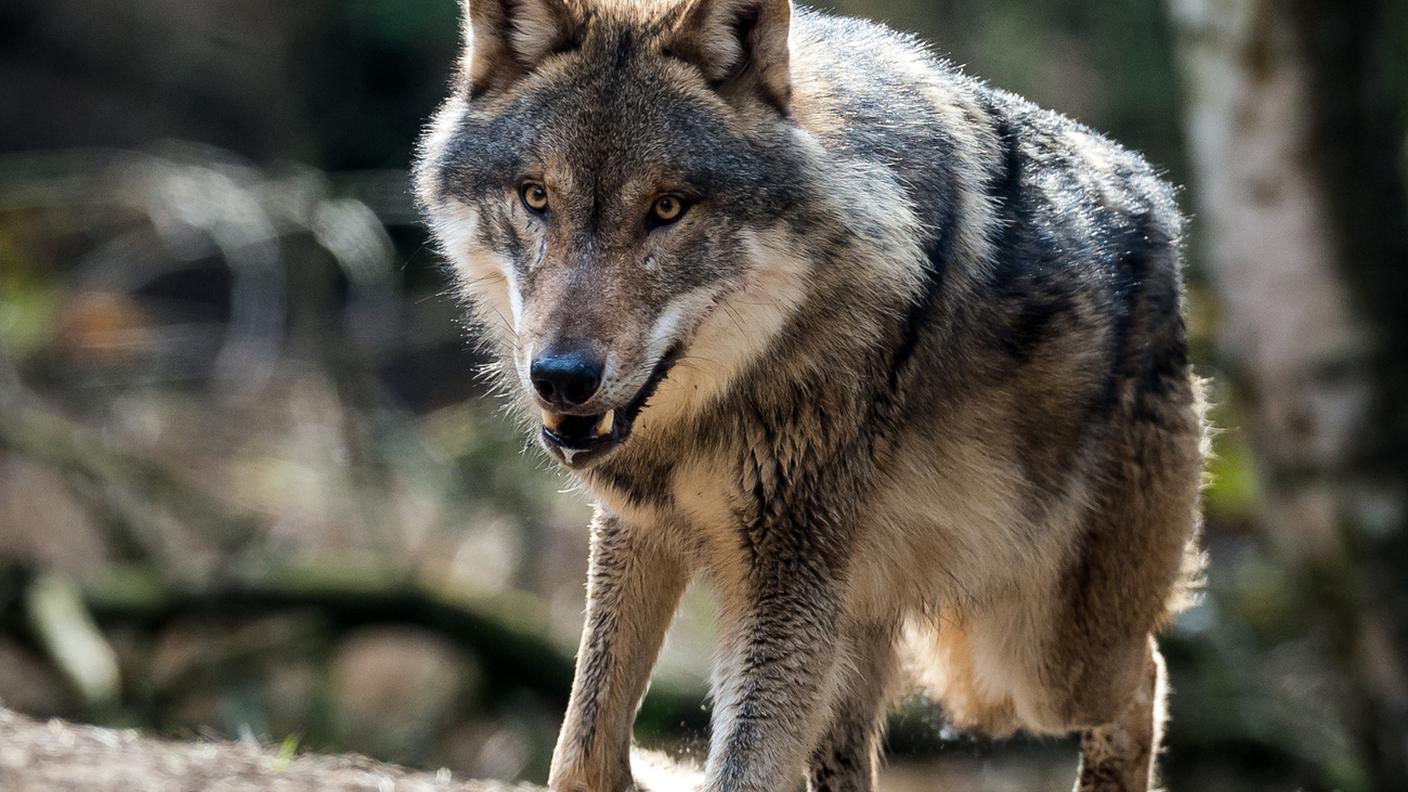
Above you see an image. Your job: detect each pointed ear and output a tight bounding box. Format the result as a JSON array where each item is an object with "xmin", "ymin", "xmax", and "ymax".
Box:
[
  {"xmin": 463, "ymin": 0, "xmax": 586, "ymax": 95},
  {"xmin": 667, "ymin": 0, "xmax": 792, "ymax": 110}
]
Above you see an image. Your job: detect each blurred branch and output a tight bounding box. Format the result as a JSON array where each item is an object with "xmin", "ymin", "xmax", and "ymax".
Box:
[
  {"xmin": 22, "ymin": 572, "xmax": 120, "ymax": 708},
  {"xmin": 0, "ymin": 148, "xmax": 411, "ymax": 389},
  {"xmin": 82, "ymin": 559, "xmax": 562, "ymax": 706},
  {"xmin": 74, "ymin": 557, "xmax": 717, "ymax": 732},
  {"xmin": 0, "ymin": 358, "xmax": 264, "ymax": 571}
]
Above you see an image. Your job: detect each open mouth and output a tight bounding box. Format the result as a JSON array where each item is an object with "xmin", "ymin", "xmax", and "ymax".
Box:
[{"xmin": 539, "ymin": 344, "xmax": 683, "ymax": 467}]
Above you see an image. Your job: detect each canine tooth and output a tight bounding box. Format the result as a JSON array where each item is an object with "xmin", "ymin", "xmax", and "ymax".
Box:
[
  {"xmin": 596, "ymin": 410, "xmax": 615, "ymax": 435},
  {"xmin": 542, "ymin": 410, "xmax": 562, "ymax": 432}
]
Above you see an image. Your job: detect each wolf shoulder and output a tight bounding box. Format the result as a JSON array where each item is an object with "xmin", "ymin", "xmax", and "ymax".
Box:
[{"xmin": 791, "ymin": 7, "xmax": 1184, "ymax": 261}]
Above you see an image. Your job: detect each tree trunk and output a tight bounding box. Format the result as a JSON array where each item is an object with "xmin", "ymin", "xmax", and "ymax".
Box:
[{"xmin": 1170, "ymin": 0, "xmax": 1408, "ymax": 787}]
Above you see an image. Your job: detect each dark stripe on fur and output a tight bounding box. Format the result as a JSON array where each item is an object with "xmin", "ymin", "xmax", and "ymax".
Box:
[
  {"xmin": 887, "ymin": 222, "xmax": 953, "ymax": 394},
  {"xmin": 984, "ymin": 96, "xmax": 1026, "ymax": 220}
]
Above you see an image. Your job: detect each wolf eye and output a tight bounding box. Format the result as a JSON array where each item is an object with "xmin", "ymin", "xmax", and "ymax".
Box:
[
  {"xmin": 647, "ymin": 195, "xmax": 688, "ymax": 228},
  {"xmin": 520, "ymin": 182, "xmax": 549, "ymax": 214}
]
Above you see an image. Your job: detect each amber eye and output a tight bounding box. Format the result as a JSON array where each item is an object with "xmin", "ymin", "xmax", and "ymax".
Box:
[
  {"xmin": 649, "ymin": 195, "xmax": 687, "ymax": 226},
  {"xmin": 521, "ymin": 182, "xmax": 549, "ymax": 214}
]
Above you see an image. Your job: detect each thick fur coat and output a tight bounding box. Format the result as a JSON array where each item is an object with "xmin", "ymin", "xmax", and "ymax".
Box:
[{"xmin": 415, "ymin": 1, "xmax": 1206, "ymax": 790}]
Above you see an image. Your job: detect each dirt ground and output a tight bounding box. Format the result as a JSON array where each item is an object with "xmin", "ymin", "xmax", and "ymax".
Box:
[{"xmin": 0, "ymin": 708, "xmax": 526, "ymax": 792}]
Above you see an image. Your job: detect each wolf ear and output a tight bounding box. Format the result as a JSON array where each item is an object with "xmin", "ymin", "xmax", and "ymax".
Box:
[
  {"xmin": 462, "ymin": 0, "xmax": 585, "ymax": 94},
  {"xmin": 667, "ymin": 0, "xmax": 792, "ymax": 110}
]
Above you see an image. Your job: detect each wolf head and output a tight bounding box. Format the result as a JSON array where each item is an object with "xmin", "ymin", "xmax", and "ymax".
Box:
[{"xmin": 416, "ymin": 0, "xmax": 818, "ymax": 468}]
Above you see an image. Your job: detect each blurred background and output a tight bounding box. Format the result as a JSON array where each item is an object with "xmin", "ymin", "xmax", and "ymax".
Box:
[{"xmin": 1, "ymin": 0, "xmax": 1404, "ymax": 790}]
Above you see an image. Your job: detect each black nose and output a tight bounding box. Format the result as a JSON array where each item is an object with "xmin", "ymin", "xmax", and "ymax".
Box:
[{"xmin": 531, "ymin": 350, "xmax": 604, "ymax": 408}]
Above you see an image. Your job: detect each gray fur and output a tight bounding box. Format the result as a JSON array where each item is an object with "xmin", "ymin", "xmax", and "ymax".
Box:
[{"xmin": 416, "ymin": 1, "xmax": 1205, "ymax": 790}]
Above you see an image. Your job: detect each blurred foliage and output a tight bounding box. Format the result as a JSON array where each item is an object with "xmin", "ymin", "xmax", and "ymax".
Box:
[{"xmin": 0, "ymin": 0, "xmax": 1394, "ymax": 789}]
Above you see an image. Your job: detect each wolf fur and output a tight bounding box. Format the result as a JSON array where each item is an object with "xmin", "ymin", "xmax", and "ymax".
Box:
[{"xmin": 414, "ymin": 1, "xmax": 1206, "ymax": 790}]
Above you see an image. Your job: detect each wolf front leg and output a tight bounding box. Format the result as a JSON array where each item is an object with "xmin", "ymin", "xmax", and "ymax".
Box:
[
  {"xmin": 806, "ymin": 623, "xmax": 899, "ymax": 792},
  {"xmin": 704, "ymin": 567, "xmax": 845, "ymax": 792},
  {"xmin": 549, "ymin": 513, "xmax": 690, "ymax": 792}
]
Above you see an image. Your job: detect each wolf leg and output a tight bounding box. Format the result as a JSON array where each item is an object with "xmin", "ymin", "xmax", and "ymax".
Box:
[
  {"xmin": 704, "ymin": 571, "xmax": 843, "ymax": 792},
  {"xmin": 549, "ymin": 513, "xmax": 690, "ymax": 792},
  {"xmin": 1073, "ymin": 638, "xmax": 1167, "ymax": 792},
  {"xmin": 806, "ymin": 623, "xmax": 898, "ymax": 792}
]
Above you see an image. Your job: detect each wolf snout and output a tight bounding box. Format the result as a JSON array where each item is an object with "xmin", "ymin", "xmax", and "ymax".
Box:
[{"xmin": 530, "ymin": 347, "xmax": 605, "ymax": 409}]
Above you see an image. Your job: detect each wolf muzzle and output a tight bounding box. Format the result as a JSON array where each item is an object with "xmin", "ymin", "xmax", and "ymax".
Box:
[{"xmin": 534, "ymin": 343, "xmax": 684, "ymax": 467}]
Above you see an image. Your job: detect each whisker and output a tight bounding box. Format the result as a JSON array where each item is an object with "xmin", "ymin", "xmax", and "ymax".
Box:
[{"xmin": 415, "ymin": 284, "xmax": 461, "ymax": 305}]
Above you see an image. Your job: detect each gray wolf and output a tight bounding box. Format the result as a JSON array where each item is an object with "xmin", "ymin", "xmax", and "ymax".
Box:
[{"xmin": 414, "ymin": 0, "xmax": 1205, "ymax": 789}]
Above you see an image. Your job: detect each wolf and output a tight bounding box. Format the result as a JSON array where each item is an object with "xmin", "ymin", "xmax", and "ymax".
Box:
[{"xmin": 415, "ymin": 0, "xmax": 1205, "ymax": 789}]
